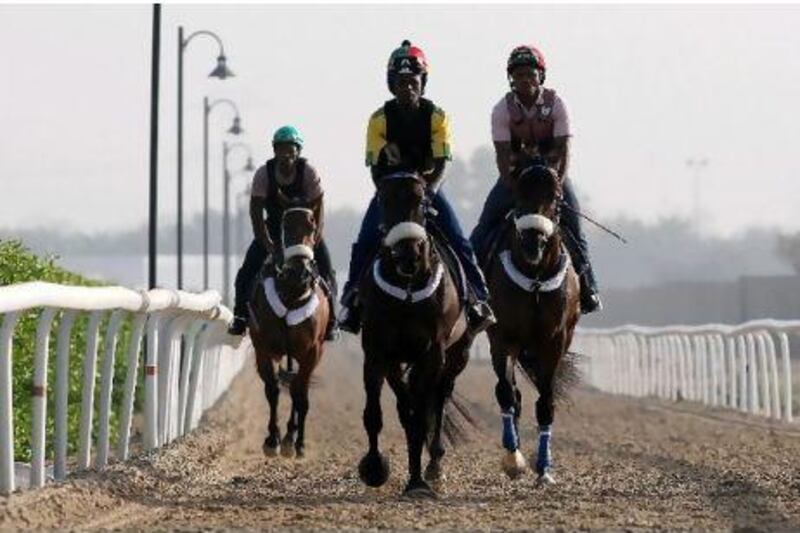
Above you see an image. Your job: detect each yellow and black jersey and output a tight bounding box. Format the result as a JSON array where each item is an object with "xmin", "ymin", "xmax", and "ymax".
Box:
[{"xmin": 365, "ymin": 98, "xmax": 452, "ymax": 171}]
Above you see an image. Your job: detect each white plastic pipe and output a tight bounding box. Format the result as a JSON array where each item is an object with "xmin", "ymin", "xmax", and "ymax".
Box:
[
  {"xmin": 755, "ymin": 332, "xmax": 771, "ymax": 418},
  {"xmin": 726, "ymin": 337, "xmax": 737, "ymax": 409},
  {"xmin": 761, "ymin": 332, "xmax": 781, "ymax": 420},
  {"xmin": 54, "ymin": 310, "xmax": 77, "ymax": 481},
  {"xmin": 144, "ymin": 313, "xmax": 160, "ymax": 450},
  {"xmin": 78, "ymin": 310, "xmax": 104, "ymax": 470},
  {"xmin": 737, "ymin": 335, "xmax": 748, "ymax": 412},
  {"xmin": 1, "ymin": 311, "xmax": 21, "ymax": 495},
  {"xmin": 117, "ymin": 313, "xmax": 147, "ymax": 461},
  {"xmin": 95, "ymin": 310, "xmax": 125, "ymax": 468},
  {"xmin": 778, "ymin": 332, "xmax": 792, "ymax": 423},
  {"xmin": 31, "ymin": 308, "xmax": 57, "ymax": 488},
  {"xmin": 746, "ymin": 334, "xmax": 758, "ymax": 415}
]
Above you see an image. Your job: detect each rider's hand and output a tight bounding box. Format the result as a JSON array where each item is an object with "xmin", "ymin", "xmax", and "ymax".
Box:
[{"xmin": 383, "ymin": 143, "xmax": 402, "ymax": 166}]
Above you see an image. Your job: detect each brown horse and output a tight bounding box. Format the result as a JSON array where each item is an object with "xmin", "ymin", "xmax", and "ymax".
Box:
[
  {"xmin": 485, "ymin": 163, "xmax": 580, "ymax": 484},
  {"xmin": 357, "ymin": 171, "xmax": 473, "ymax": 498},
  {"xmin": 248, "ymin": 207, "xmax": 331, "ymax": 458}
]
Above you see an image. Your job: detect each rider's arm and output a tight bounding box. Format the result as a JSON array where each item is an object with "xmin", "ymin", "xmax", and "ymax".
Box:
[
  {"xmin": 547, "ymin": 136, "xmax": 570, "ymax": 182},
  {"xmin": 311, "ymin": 195, "xmax": 324, "ymax": 244},
  {"xmin": 494, "ymin": 141, "xmax": 514, "ymax": 187},
  {"xmin": 249, "ymin": 167, "xmax": 273, "ymax": 252},
  {"xmin": 548, "ymin": 95, "xmax": 572, "ymax": 182},
  {"xmin": 426, "ymin": 107, "xmax": 452, "ymax": 192},
  {"xmin": 249, "ymin": 196, "xmax": 273, "ymax": 252},
  {"xmin": 491, "ymin": 99, "xmax": 515, "ymax": 187}
]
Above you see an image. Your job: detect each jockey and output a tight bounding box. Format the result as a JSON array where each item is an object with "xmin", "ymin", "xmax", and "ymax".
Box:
[
  {"xmin": 338, "ymin": 40, "xmax": 496, "ymax": 335},
  {"xmin": 228, "ymin": 125, "xmax": 339, "ymax": 339},
  {"xmin": 469, "ymin": 45, "xmax": 602, "ymax": 314}
]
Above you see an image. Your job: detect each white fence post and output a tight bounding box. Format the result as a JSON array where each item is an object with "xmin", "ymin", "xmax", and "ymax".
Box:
[
  {"xmin": 576, "ymin": 319, "xmax": 796, "ymax": 425},
  {"xmin": 78, "ymin": 310, "xmax": 104, "ymax": 470},
  {"xmin": 54, "ymin": 310, "xmax": 77, "ymax": 481},
  {"xmin": 31, "ymin": 308, "xmax": 58, "ymax": 488},
  {"xmin": 95, "ymin": 310, "xmax": 125, "ymax": 468},
  {"xmin": 1, "ymin": 311, "xmax": 21, "ymax": 495},
  {"xmin": 117, "ymin": 313, "xmax": 147, "ymax": 461}
]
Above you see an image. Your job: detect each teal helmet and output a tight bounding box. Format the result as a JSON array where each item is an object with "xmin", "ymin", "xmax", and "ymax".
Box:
[{"xmin": 272, "ymin": 125, "xmax": 304, "ymax": 148}]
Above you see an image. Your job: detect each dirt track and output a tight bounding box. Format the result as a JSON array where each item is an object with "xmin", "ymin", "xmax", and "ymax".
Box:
[{"xmin": 2, "ymin": 336, "xmax": 800, "ymax": 530}]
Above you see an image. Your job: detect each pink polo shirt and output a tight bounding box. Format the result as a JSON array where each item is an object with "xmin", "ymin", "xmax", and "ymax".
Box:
[{"xmin": 491, "ymin": 89, "xmax": 571, "ymax": 142}]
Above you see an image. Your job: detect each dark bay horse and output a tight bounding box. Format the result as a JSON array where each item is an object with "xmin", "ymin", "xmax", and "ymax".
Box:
[
  {"xmin": 357, "ymin": 171, "xmax": 473, "ymax": 498},
  {"xmin": 248, "ymin": 207, "xmax": 331, "ymax": 458},
  {"xmin": 485, "ymin": 164, "xmax": 580, "ymax": 484}
]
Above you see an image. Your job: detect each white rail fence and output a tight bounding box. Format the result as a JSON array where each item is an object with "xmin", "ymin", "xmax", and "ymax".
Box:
[
  {"xmin": 575, "ymin": 320, "xmax": 796, "ymax": 424},
  {"xmin": 0, "ymin": 282, "xmax": 247, "ymax": 495}
]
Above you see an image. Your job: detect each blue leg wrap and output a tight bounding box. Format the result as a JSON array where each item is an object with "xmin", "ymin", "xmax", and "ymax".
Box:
[
  {"xmin": 536, "ymin": 425, "xmax": 552, "ymax": 475},
  {"xmin": 501, "ymin": 409, "xmax": 519, "ymax": 451}
]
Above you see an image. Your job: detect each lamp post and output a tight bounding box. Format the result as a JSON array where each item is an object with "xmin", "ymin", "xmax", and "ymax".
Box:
[
  {"xmin": 177, "ymin": 25, "xmax": 233, "ymax": 289},
  {"xmin": 148, "ymin": 4, "xmax": 161, "ymax": 290},
  {"xmin": 222, "ymin": 142, "xmax": 255, "ymax": 305},
  {"xmin": 203, "ymin": 97, "xmax": 242, "ymax": 290}
]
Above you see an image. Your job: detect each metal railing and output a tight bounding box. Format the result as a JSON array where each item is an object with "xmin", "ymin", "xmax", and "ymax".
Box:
[
  {"xmin": 0, "ymin": 282, "xmax": 247, "ymax": 495},
  {"xmin": 575, "ymin": 319, "xmax": 796, "ymax": 423}
]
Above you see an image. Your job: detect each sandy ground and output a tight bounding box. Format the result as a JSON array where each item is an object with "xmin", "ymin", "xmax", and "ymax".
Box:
[{"xmin": 2, "ymin": 336, "xmax": 800, "ymax": 530}]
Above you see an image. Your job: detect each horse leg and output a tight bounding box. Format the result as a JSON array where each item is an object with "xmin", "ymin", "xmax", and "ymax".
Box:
[
  {"xmin": 256, "ymin": 354, "xmax": 281, "ymax": 457},
  {"xmin": 358, "ymin": 356, "xmax": 390, "ymax": 487},
  {"xmin": 525, "ymin": 341, "xmax": 563, "ymax": 485},
  {"xmin": 386, "ymin": 367, "xmax": 412, "ymax": 433},
  {"xmin": 425, "ymin": 338, "xmax": 469, "ymax": 484},
  {"xmin": 290, "ymin": 350, "xmax": 317, "ymax": 458},
  {"xmin": 491, "ymin": 335, "xmax": 527, "ymax": 478},
  {"xmin": 281, "ymin": 357, "xmax": 298, "ymax": 458},
  {"xmin": 403, "ymin": 351, "xmax": 440, "ymax": 498}
]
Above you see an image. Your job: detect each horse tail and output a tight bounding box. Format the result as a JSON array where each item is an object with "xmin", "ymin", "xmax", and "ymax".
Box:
[
  {"xmin": 518, "ymin": 349, "xmax": 583, "ymax": 406},
  {"xmin": 437, "ymin": 391, "xmax": 481, "ymax": 448}
]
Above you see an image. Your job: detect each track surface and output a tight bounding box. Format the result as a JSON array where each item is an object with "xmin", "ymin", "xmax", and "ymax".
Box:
[{"xmin": 2, "ymin": 337, "xmax": 800, "ymax": 530}]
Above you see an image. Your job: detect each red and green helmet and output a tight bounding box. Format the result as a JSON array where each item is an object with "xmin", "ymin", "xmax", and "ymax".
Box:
[
  {"xmin": 507, "ymin": 45, "xmax": 547, "ymax": 81},
  {"xmin": 386, "ymin": 40, "xmax": 429, "ymax": 93}
]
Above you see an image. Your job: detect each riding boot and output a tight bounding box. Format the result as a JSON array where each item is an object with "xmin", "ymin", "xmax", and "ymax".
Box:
[
  {"xmin": 228, "ymin": 240, "xmax": 269, "ymax": 335},
  {"xmin": 313, "ymin": 240, "xmax": 340, "ymax": 341},
  {"xmin": 560, "ymin": 178, "xmax": 602, "ymax": 314},
  {"xmin": 338, "ymin": 284, "xmax": 362, "ymax": 334},
  {"xmin": 431, "ymin": 191, "xmax": 497, "ymax": 334}
]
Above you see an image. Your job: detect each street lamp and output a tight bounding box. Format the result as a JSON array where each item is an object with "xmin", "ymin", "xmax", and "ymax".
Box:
[
  {"xmin": 177, "ymin": 25, "xmax": 234, "ymax": 290},
  {"xmin": 222, "ymin": 141, "xmax": 255, "ymax": 305},
  {"xmin": 203, "ymin": 97, "xmax": 243, "ymax": 290}
]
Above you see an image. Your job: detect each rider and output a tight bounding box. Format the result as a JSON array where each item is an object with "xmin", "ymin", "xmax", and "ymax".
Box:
[
  {"xmin": 469, "ymin": 44, "xmax": 602, "ymax": 314},
  {"xmin": 338, "ymin": 40, "xmax": 496, "ymax": 335},
  {"xmin": 228, "ymin": 125, "xmax": 339, "ymax": 339}
]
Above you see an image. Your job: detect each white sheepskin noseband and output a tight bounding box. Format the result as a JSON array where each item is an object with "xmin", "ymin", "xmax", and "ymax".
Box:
[
  {"xmin": 514, "ymin": 214, "xmax": 554, "ymax": 238},
  {"xmin": 282, "ymin": 244, "xmax": 314, "ymax": 261},
  {"xmin": 383, "ymin": 222, "xmax": 427, "ymax": 247}
]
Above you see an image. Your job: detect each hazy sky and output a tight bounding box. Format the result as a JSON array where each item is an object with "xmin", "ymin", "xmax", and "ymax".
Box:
[{"xmin": 2, "ymin": 4, "xmax": 800, "ymax": 237}]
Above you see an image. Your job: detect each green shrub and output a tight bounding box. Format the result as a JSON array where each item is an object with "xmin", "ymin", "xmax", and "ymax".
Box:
[{"xmin": 1, "ymin": 239, "xmax": 140, "ymax": 463}]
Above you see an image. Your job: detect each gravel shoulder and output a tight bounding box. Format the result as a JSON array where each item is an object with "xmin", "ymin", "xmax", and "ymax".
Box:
[{"xmin": 2, "ymin": 336, "xmax": 799, "ymax": 530}]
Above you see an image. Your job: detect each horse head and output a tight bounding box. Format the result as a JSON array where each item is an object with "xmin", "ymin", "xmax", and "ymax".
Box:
[
  {"xmin": 377, "ymin": 171, "xmax": 430, "ymax": 279},
  {"xmin": 511, "ymin": 163, "xmax": 562, "ymax": 266},
  {"xmin": 277, "ymin": 206, "xmax": 317, "ymax": 302}
]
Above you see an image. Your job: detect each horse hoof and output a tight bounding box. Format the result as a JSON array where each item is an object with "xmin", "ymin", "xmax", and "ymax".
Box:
[
  {"xmin": 501, "ymin": 450, "xmax": 528, "ymax": 480},
  {"xmin": 358, "ymin": 452, "xmax": 390, "ymax": 487},
  {"xmin": 403, "ymin": 481, "xmax": 437, "ymax": 499},
  {"xmin": 424, "ymin": 462, "xmax": 445, "ymax": 483},
  {"xmin": 262, "ymin": 442, "xmax": 279, "ymax": 458},
  {"xmin": 295, "ymin": 446, "xmax": 306, "ymax": 459},
  {"xmin": 536, "ymin": 471, "xmax": 556, "ymax": 487},
  {"xmin": 281, "ymin": 443, "xmax": 295, "ymax": 458}
]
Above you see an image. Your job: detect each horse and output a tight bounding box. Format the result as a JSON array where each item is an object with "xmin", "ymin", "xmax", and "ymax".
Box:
[
  {"xmin": 356, "ymin": 171, "xmax": 473, "ymax": 498},
  {"xmin": 248, "ymin": 207, "xmax": 332, "ymax": 458},
  {"xmin": 484, "ymin": 163, "xmax": 581, "ymax": 485}
]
